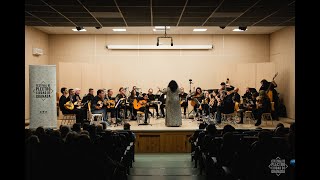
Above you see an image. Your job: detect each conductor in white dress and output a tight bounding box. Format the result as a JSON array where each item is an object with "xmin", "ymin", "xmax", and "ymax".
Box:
[{"xmin": 159, "ymin": 80, "xmax": 182, "ymax": 127}]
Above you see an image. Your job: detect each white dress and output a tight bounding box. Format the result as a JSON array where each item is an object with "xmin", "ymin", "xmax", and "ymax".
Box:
[{"xmin": 162, "ymin": 87, "xmax": 182, "ymax": 127}]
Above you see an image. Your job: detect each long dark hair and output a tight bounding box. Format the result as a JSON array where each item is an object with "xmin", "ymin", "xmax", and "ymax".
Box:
[{"xmin": 168, "ymin": 80, "xmax": 178, "ymax": 92}]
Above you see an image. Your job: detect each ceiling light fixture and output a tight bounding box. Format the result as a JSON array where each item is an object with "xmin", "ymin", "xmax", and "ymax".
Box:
[
  {"xmin": 193, "ymin": 28, "xmax": 207, "ymax": 32},
  {"xmin": 239, "ymin": 26, "xmax": 247, "ymax": 31},
  {"xmin": 232, "ymin": 27, "xmax": 248, "ymax": 32},
  {"xmin": 72, "ymin": 27, "xmax": 86, "ymax": 32},
  {"xmin": 112, "ymin": 28, "xmax": 126, "ymax": 32},
  {"xmin": 156, "ymin": 26, "xmax": 173, "ymax": 46}
]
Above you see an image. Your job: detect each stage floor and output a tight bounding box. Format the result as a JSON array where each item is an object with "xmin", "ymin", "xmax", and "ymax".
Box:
[
  {"xmin": 107, "ymin": 117, "xmax": 294, "ymax": 131},
  {"xmin": 26, "ymin": 117, "xmax": 294, "ymax": 131}
]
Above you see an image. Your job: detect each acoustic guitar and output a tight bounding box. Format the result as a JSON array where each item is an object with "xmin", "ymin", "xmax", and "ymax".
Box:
[{"xmin": 133, "ymin": 99, "xmax": 148, "ymax": 110}]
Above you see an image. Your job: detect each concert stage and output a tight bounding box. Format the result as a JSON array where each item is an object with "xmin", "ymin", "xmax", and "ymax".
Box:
[
  {"xmin": 25, "ymin": 117, "xmax": 294, "ymax": 153},
  {"xmin": 108, "ymin": 117, "xmax": 294, "ymax": 132}
]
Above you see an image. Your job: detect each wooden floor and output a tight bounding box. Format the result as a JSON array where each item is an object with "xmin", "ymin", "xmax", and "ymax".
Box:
[{"xmin": 43, "ymin": 116, "xmax": 294, "ymax": 131}]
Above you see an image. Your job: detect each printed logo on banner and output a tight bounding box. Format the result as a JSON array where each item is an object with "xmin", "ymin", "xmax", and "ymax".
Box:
[{"xmin": 33, "ymin": 81, "xmax": 53, "ymax": 101}]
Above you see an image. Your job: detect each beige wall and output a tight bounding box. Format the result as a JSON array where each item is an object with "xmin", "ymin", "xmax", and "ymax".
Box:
[
  {"xmin": 25, "ymin": 26, "xmax": 50, "ymax": 120},
  {"xmin": 25, "ymin": 27, "xmax": 295, "ymax": 120},
  {"xmin": 270, "ymin": 26, "xmax": 295, "ymax": 119},
  {"xmin": 49, "ymin": 34, "xmax": 271, "ymax": 96}
]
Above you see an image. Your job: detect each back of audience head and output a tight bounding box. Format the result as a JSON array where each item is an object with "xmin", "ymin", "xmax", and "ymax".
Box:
[
  {"xmin": 222, "ymin": 124, "xmax": 235, "ymax": 135},
  {"xmin": 124, "ymin": 123, "xmax": 131, "ymax": 130},
  {"xmin": 82, "ymin": 122, "xmax": 90, "ymax": 131},
  {"xmin": 96, "ymin": 124, "xmax": 103, "ymax": 133},
  {"xmin": 65, "ymin": 131, "xmax": 79, "ymax": 144},
  {"xmin": 274, "ymin": 124, "xmax": 286, "ymax": 137},
  {"xmin": 206, "ymin": 124, "xmax": 217, "ymax": 136},
  {"xmin": 72, "ymin": 123, "xmax": 81, "ymax": 133},
  {"xmin": 35, "ymin": 126, "xmax": 45, "ymax": 136},
  {"xmin": 88, "ymin": 124, "xmax": 97, "ymax": 136},
  {"xmin": 199, "ymin": 122, "xmax": 207, "ymax": 130},
  {"xmin": 26, "ymin": 135, "xmax": 40, "ymax": 144},
  {"xmin": 78, "ymin": 134, "xmax": 91, "ymax": 144},
  {"xmin": 276, "ymin": 123, "xmax": 284, "ymax": 129},
  {"xmin": 60, "ymin": 125, "xmax": 70, "ymax": 138}
]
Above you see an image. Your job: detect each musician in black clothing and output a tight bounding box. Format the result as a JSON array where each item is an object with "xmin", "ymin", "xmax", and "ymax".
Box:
[
  {"xmin": 115, "ymin": 87, "xmax": 130, "ymax": 119},
  {"xmin": 243, "ymin": 87, "xmax": 253, "ymax": 101},
  {"xmin": 106, "ymin": 89, "xmax": 116, "ymax": 119},
  {"xmin": 128, "ymin": 89, "xmax": 138, "ymax": 120},
  {"xmin": 222, "ymin": 90, "xmax": 235, "ymax": 114},
  {"xmin": 192, "ymin": 87, "xmax": 204, "ymax": 117},
  {"xmin": 179, "ymin": 87, "xmax": 188, "ymax": 115},
  {"xmin": 91, "ymin": 89, "xmax": 108, "ymax": 121},
  {"xmin": 133, "ymin": 93, "xmax": 152, "ymax": 123},
  {"xmin": 253, "ymin": 90, "xmax": 272, "ymax": 126},
  {"xmin": 72, "ymin": 88, "xmax": 87, "ymax": 122},
  {"xmin": 147, "ymin": 88, "xmax": 159, "ymax": 117},
  {"xmin": 59, "ymin": 87, "xmax": 83, "ymax": 124},
  {"xmin": 159, "ymin": 91, "xmax": 166, "ymax": 118},
  {"xmin": 132, "ymin": 86, "xmax": 140, "ymax": 97},
  {"xmin": 260, "ymin": 79, "xmax": 279, "ymax": 120},
  {"xmin": 232, "ymin": 88, "xmax": 241, "ymax": 103},
  {"xmin": 82, "ymin": 88, "xmax": 94, "ymax": 104},
  {"xmin": 233, "ymin": 88, "xmax": 243, "ymax": 123}
]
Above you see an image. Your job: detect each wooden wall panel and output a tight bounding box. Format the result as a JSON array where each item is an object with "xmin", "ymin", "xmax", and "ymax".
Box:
[
  {"xmin": 134, "ymin": 131, "xmax": 193, "ymax": 153},
  {"xmin": 136, "ymin": 134, "xmax": 160, "ymax": 153}
]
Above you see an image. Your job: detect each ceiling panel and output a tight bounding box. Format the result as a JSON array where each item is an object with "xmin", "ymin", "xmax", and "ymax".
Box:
[{"xmin": 25, "ymin": 0, "xmax": 295, "ymax": 27}]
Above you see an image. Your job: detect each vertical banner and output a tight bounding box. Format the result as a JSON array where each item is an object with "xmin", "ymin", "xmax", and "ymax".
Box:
[{"xmin": 29, "ymin": 65, "xmax": 57, "ymax": 129}]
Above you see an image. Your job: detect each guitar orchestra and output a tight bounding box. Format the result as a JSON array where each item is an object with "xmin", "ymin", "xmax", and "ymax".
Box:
[{"xmin": 58, "ymin": 76, "xmax": 281, "ymax": 127}]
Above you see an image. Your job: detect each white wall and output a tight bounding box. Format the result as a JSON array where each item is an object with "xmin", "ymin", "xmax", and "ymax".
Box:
[
  {"xmin": 25, "ymin": 26, "xmax": 49, "ymax": 120},
  {"xmin": 270, "ymin": 26, "xmax": 295, "ymax": 119},
  {"xmin": 49, "ymin": 34, "xmax": 270, "ymax": 96}
]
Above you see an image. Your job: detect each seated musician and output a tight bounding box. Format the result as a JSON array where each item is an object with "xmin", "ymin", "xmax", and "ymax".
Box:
[
  {"xmin": 115, "ymin": 87, "xmax": 130, "ymax": 119},
  {"xmin": 59, "ymin": 87, "xmax": 83, "ymax": 124},
  {"xmin": 133, "ymin": 93, "xmax": 152, "ymax": 124},
  {"xmin": 179, "ymin": 87, "xmax": 188, "ymax": 115},
  {"xmin": 214, "ymin": 89, "xmax": 226, "ymax": 124},
  {"xmin": 73, "ymin": 88, "xmax": 87, "ymax": 122},
  {"xmin": 159, "ymin": 91, "xmax": 166, "ymax": 118},
  {"xmin": 82, "ymin": 88, "xmax": 94, "ymax": 104},
  {"xmin": 132, "ymin": 86, "xmax": 140, "ymax": 97},
  {"xmin": 201, "ymin": 91, "xmax": 211, "ymax": 116},
  {"xmin": 147, "ymin": 88, "xmax": 159, "ymax": 117},
  {"xmin": 221, "ymin": 83, "xmax": 235, "ymax": 115},
  {"xmin": 192, "ymin": 87, "xmax": 204, "ymax": 118},
  {"xmin": 232, "ymin": 88, "xmax": 244, "ymax": 124},
  {"xmin": 105, "ymin": 89, "xmax": 116, "ymax": 121},
  {"xmin": 253, "ymin": 90, "xmax": 271, "ymax": 126},
  {"xmin": 243, "ymin": 87, "xmax": 253, "ymax": 102},
  {"xmin": 209, "ymin": 91, "xmax": 218, "ymax": 115},
  {"xmin": 91, "ymin": 89, "xmax": 108, "ymax": 121},
  {"xmin": 128, "ymin": 89, "xmax": 138, "ymax": 120}
]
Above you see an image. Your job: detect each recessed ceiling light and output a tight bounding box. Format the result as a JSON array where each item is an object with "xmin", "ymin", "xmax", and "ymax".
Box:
[
  {"xmin": 112, "ymin": 28, "xmax": 126, "ymax": 32},
  {"xmin": 193, "ymin": 28, "xmax": 207, "ymax": 32},
  {"xmin": 72, "ymin": 28, "xmax": 86, "ymax": 32},
  {"xmin": 233, "ymin": 28, "xmax": 247, "ymax": 32},
  {"xmin": 155, "ymin": 26, "xmax": 170, "ymax": 29}
]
